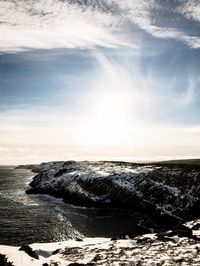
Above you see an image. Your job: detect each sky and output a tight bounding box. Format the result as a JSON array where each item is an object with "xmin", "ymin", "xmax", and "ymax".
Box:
[{"xmin": 1, "ymin": 0, "xmax": 200, "ymax": 164}]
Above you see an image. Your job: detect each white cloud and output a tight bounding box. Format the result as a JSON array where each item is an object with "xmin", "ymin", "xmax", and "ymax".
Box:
[
  {"xmin": 176, "ymin": 1, "xmax": 200, "ymax": 22},
  {"xmin": 0, "ymin": 0, "xmax": 130, "ymax": 52},
  {"xmin": 1, "ymin": 0, "xmax": 200, "ymax": 52},
  {"xmin": 113, "ymin": 0, "xmax": 200, "ymax": 49}
]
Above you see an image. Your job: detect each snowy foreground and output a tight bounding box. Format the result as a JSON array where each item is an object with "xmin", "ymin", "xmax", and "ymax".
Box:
[{"xmin": 1, "ymin": 219, "xmax": 200, "ymax": 266}]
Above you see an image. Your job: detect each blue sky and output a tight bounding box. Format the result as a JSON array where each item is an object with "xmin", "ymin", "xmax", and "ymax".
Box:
[
  {"xmin": 0, "ymin": 0, "xmax": 200, "ymax": 164},
  {"xmin": 0, "ymin": 49, "xmax": 97, "ymax": 109}
]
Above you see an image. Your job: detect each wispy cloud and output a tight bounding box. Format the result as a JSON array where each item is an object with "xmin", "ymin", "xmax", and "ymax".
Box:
[
  {"xmin": 1, "ymin": 0, "xmax": 200, "ymax": 52},
  {"xmin": 113, "ymin": 0, "xmax": 200, "ymax": 49},
  {"xmin": 0, "ymin": 0, "xmax": 128, "ymax": 52},
  {"xmin": 176, "ymin": 1, "xmax": 200, "ymax": 22}
]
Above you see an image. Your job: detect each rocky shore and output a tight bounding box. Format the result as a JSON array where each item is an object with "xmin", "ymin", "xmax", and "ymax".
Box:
[
  {"xmin": 1, "ymin": 219, "xmax": 200, "ymax": 265},
  {"xmin": 26, "ymin": 160, "xmax": 200, "ymax": 230},
  {"xmin": 5, "ymin": 160, "xmax": 200, "ymax": 265}
]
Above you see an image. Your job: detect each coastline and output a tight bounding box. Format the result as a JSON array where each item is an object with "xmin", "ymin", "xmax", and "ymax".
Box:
[
  {"xmin": 2, "ymin": 159, "xmax": 200, "ymax": 265},
  {"xmin": 1, "ymin": 218, "xmax": 200, "ymax": 266},
  {"xmin": 24, "ymin": 160, "xmax": 200, "ymax": 231}
]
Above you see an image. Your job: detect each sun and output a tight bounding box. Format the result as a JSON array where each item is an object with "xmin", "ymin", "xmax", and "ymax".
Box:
[
  {"xmin": 76, "ymin": 90, "xmax": 132, "ymax": 147},
  {"xmin": 74, "ymin": 52, "xmax": 136, "ymax": 149}
]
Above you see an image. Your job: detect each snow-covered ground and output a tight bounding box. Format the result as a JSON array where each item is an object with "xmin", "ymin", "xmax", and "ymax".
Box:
[{"xmin": 1, "ymin": 219, "xmax": 200, "ymax": 266}]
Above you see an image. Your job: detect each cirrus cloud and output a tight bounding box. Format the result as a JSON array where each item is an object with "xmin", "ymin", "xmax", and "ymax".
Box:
[{"xmin": 1, "ymin": 0, "xmax": 200, "ymax": 53}]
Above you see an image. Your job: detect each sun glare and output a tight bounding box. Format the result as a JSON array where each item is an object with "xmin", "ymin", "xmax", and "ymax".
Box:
[
  {"xmin": 76, "ymin": 90, "xmax": 132, "ymax": 147},
  {"xmin": 74, "ymin": 52, "xmax": 136, "ymax": 148}
]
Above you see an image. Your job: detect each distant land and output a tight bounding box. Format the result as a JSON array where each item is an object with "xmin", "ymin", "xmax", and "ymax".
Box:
[
  {"xmin": 15, "ymin": 158, "xmax": 200, "ymax": 172},
  {"xmin": 155, "ymin": 158, "xmax": 200, "ymax": 166}
]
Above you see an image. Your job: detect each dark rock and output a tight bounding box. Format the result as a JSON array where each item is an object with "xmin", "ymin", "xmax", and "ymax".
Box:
[
  {"xmin": 192, "ymin": 223, "xmax": 200, "ymax": 230},
  {"xmin": 174, "ymin": 257, "xmax": 185, "ymax": 263},
  {"xmin": 0, "ymin": 254, "xmax": 15, "ymax": 266},
  {"xmin": 157, "ymin": 234, "xmax": 177, "ymax": 243},
  {"xmin": 52, "ymin": 249, "xmax": 61, "ymax": 255},
  {"xmin": 136, "ymin": 237, "xmax": 153, "ymax": 244},
  {"xmin": 111, "ymin": 237, "xmax": 118, "ymax": 241},
  {"xmin": 173, "ymin": 224, "xmax": 192, "ymax": 233},
  {"xmin": 19, "ymin": 245, "xmax": 39, "ymax": 260},
  {"xmin": 172, "ymin": 224, "xmax": 193, "ymax": 237},
  {"xmin": 92, "ymin": 254, "xmax": 102, "ymax": 262},
  {"xmin": 192, "ymin": 236, "xmax": 200, "ymax": 241},
  {"xmin": 67, "ymin": 263, "xmax": 87, "ymax": 266},
  {"xmin": 119, "ymin": 231, "xmax": 134, "ymax": 239},
  {"xmin": 26, "ymin": 188, "xmax": 38, "ymax": 194},
  {"xmin": 75, "ymin": 238, "xmax": 83, "ymax": 242},
  {"xmin": 62, "ymin": 160, "xmax": 77, "ymax": 167},
  {"xmin": 54, "ymin": 168, "xmax": 68, "ymax": 177},
  {"xmin": 157, "ymin": 223, "xmax": 196, "ymax": 241}
]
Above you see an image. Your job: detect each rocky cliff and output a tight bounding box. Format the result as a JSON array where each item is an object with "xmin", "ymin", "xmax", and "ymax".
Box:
[{"xmin": 26, "ymin": 160, "xmax": 200, "ymax": 230}]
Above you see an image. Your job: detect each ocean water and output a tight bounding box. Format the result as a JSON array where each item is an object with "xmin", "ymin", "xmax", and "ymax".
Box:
[{"xmin": 0, "ymin": 166, "xmax": 144, "ymax": 246}]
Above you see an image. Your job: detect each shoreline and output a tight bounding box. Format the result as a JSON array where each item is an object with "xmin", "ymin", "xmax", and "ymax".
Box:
[
  {"xmin": 24, "ymin": 160, "xmax": 200, "ymax": 230},
  {"xmin": 1, "ymin": 218, "xmax": 200, "ymax": 266}
]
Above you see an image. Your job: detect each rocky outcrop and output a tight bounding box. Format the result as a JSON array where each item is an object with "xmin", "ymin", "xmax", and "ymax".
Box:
[
  {"xmin": 15, "ymin": 164, "xmax": 40, "ymax": 173},
  {"xmin": 19, "ymin": 245, "xmax": 39, "ymax": 260},
  {"xmin": 0, "ymin": 254, "xmax": 14, "ymax": 266},
  {"xmin": 16, "ymin": 161, "xmax": 65, "ymax": 173},
  {"xmin": 1, "ymin": 219, "xmax": 200, "ymax": 266},
  {"xmin": 27, "ymin": 160, "xmax": 200, "ymax": 229}
]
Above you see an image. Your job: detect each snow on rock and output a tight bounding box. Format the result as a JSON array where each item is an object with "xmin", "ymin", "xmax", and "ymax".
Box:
[
  {"xmin": 1, "ymin": 220, "xmax": 200, "ymax": 266},
  {"xmin": 26, "ymin": 161, "xmax": 200, "ymax": 228}
]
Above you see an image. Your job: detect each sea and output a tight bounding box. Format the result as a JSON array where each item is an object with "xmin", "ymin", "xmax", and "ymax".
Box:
[{"xmin": 0, "ymin": 166, "xmax": 143, "ymax": 246}]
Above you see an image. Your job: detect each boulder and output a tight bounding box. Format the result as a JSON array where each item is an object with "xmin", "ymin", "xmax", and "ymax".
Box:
[{"xmin": 19, "ymin": 245, "xmax": 39, "ymax": 260}]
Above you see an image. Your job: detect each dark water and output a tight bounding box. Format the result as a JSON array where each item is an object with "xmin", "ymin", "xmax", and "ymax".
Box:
[{"xmin": 0, "ymin": 166, "xmax": 147, "ymax": 246}]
